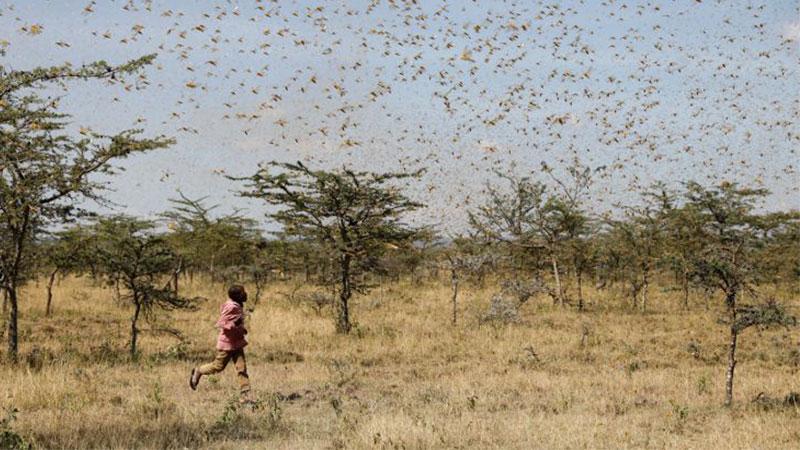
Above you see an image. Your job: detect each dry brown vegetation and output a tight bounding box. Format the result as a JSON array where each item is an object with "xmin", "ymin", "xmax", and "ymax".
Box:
[{"xmin": 1, "ymin": 276, "xmax": 799, "ymax": 449}]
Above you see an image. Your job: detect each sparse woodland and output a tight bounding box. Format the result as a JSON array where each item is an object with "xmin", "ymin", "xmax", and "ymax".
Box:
[
  {"xmin": 1, "ymin": 2, "xmax": 799, "ymax": 449},
  {"xmin": 1, "ymin": 72, "xmax": 798, "ymax": 444}
]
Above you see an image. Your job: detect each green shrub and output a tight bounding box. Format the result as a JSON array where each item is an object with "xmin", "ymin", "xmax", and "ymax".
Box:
[{"xmin": 0, "ymin": 408, "xmax": 32, "ymax": 450}]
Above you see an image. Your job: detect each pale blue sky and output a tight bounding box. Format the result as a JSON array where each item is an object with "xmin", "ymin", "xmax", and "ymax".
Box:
[{"xmin": 1, "ymin": 0, "xmax": 798, "ymax": 230}]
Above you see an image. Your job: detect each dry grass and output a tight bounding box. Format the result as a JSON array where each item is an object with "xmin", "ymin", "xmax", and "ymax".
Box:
[{"xmin": 1, "ymin": 276, "xmax": 799, "ymax": 449}]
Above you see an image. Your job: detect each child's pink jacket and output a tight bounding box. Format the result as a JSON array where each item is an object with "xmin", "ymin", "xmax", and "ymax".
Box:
[{"xmin": 215, "ymin": 300, "xmax": 248, "ymax": 351}]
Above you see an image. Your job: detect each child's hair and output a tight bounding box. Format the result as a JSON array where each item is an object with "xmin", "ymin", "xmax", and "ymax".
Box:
[{"xmin": 228, "ymin": 285, "xmax": 247, "ymax": 303}]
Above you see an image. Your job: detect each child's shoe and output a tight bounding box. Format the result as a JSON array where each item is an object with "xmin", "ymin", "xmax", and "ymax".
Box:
[{"xmin": 189, "ymin": 368, "xmax": 201, "ymax": 390}]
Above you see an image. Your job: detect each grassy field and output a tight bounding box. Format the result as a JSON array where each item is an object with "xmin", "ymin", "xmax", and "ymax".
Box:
[{"xmin": 1, "ymin": 276, "xmax": 799, "ymax": 449}]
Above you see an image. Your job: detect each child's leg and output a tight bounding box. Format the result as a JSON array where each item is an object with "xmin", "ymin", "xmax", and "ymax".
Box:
[
  {"xmin": 198, "ymin": 350, "xmax": 231, "ymax": 376},
  {"xmin": 231, "ymin": 349, "xmax": 251, "ymax": 395}
]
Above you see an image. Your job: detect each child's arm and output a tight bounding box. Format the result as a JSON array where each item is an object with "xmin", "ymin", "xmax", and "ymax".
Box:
[
  {"xmin": 216, "ymin": 304, "xmax": 242, "ymax": 331},
  {"xmin": 233, "ymin": 311, "xmax": 247, "ymax": 334}
]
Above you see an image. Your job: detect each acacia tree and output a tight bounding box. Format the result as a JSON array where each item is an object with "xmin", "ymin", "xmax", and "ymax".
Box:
[
  {"xmin": 540, "ymin": 161, "xmax": 595, "ymax": 309},
  {"xmin": 467, "ymin": 171, "xmax": 545, "ymax": 271},
  {"xmin": 236, "ymin": 161, "xmax": 423, "ymax": 334},
  {"xmin": 685, "ymin": 182, "xmax": 795, "ymax": 406},
  {"xmin": 750, "ymin": 211, "xmax": 800, "ymax": 290},
  {"xmin": 0, "ymin": 55, "xmax": 173, "ymax": 360},
  {"xmin": 380, "ymin": 227, "xmax": 439, "ymax": 284},
  {"xmin": 549, "ymin": 198, "xmax": 593, "ymax": 310},
  {"xmin": 40, "ymin": 225, "xmax": 93, "ymax": 316},
  {"xmin": 607, "ymin": 201, "xmax": 666, "ymax": 312},
  {"xmin": 444, "ymin": 235, "xmax": 495, "ymax": 325},
  {"xmin": 469, "ymin": 164, "xmax": 594, "ymax": 307},
  {"xmin": 662, "ymin": 202, "xmax": 704, "ymax": 309},
  {"xmin": 161, "ymin": 192, "xmax": 262, "ymax": 285},
  {"xmin": 92, "ymin": 216, "xmax": 196, "ymax": 359},
  {"xmin": 467, "ymin": 172, "xmax": 564, "ymax": 302},
  {"xmin": 607, "ymin": 218, "xmax": 651, "ymax": 310},
  {"xmin": 219, "ymin": 238, "xmax": 282, "ymax": 306}
]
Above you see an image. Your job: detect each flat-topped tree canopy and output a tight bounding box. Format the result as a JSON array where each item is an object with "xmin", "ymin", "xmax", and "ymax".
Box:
[{"xmin": 234, "ymin": 160, "xmax": 425, "ymax": 333}]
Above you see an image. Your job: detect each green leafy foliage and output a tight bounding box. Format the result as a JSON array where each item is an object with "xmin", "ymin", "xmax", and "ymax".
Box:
[
  {"xmin": 90, "ymin": 215, "xmax": 197, "ymax": 357},
  {"xmin": 236, "ymin": 161, "xmax": 424, "ymax": 333},
  {"xmin": 0, "ymin": 55, "xmax": 172, "ymax": 359},
  {"xmin": 0, "ymin": 407, "xmax": 30, "ymax": 450},
  {"xmin": 733, "ymin": 299, "xmax": 796, "ymax": 333},
  {"xmin": 468, "ymin": 163, "xmax": 595, "ymax": 307},
  {"xmin": 161, "ymin": 193, "xmax": 263, "ymax": 281},
  {"xmin": 207, "ymin": 394, "xmax": 285, "ymax": 441}
]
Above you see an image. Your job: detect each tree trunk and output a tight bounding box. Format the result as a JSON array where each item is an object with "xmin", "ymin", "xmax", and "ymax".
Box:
[
  {"xmin": 172, "ymin": 272, "xmax": 179, "ymax": 296},
  {"xmin": 551, "ymin": 256, "xmax": 564, "ymax": 306},
  {"xmin": 254, "ymin": 276, "xmax": 264, "ymax": 305},
  {"xmin": 725, "ymin": 325, "xmax": 738, "ymax": 407},
  {"xmin": 640, "ymin": 266, "xmax": 649, "ymax": 313},
  {"xmin": 576, "ymin": 267, "xmax": 584, "ymax": 311},
  {"xmin": 7, "ymin": 213, "xmax": 30, "ymax": 362},
  {"xmin": 171, "ymin": 260, "xmax": 182, "ymax": 296},
  {"xmin": 451, "ymin": 268, "xmax": 459, "ymax": 325},
  {"xmin": 46, "ymin": 269, "xmax": 58, "ymax": 317},
  {"xmin": 724, "ymin": 291, "xmax": 737, "ymax": 406},
  {"xmin": 130, "ymin": 300, "xmax": 141, "ymax": 359},
  {"xmin": 335, "ymin": 255, "xmax": 352, "ymax": 334},
  {"xmin": 630, "ymin": 280, "xmax": 639, "ymax": 309},
  {"xmin": 281, "ymin": 246, "xmax": 289, "ymax": 280},
  {"xmin": 682, "ymin": 268, "xmax": 690, "ymax": 310},
  {"xmin": 2, "ymin": 288, "xmax": 7, "ymax": 315},
  {"xmin": 6, "ymin": 286, "xmax": 19, "ymax": 361}
]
